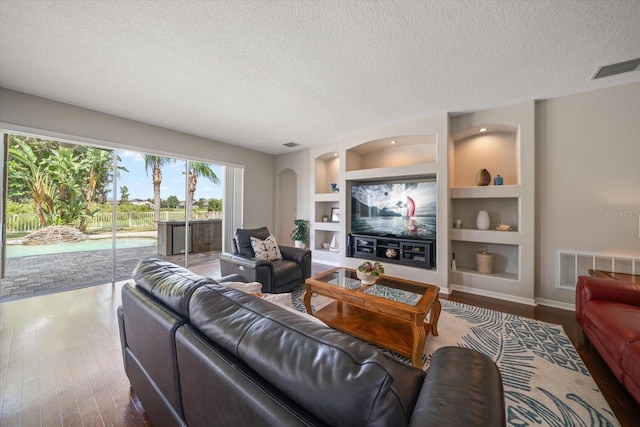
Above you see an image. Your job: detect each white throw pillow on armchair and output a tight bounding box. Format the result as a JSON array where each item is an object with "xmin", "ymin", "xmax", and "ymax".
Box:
[{"xmin": 250, "ymin": 234, "xmax": 283, "ymax": 261}]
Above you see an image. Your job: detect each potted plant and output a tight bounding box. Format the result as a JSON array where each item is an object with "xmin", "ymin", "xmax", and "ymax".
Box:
[
  {"xmin": 356, "ymin": 261, "xmax": 384, "ymax": 285},
  {"xmin": 290, "ymin": 219, "xmax": 308, "ymax": 248}
]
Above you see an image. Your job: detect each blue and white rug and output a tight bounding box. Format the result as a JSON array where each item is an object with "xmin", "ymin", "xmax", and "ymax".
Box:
[{"xmin": 291, "ymin": 288, "xmax": 619, "ymax": 427}]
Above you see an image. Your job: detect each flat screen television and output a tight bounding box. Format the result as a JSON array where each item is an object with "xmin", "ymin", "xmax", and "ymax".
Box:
[{"xmin": 351, "ymin": 179, "xmax": 437, "ymax": 240}]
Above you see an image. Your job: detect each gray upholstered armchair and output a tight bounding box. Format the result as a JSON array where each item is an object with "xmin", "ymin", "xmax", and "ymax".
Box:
[{"xmin": 219, "ymin": 227, "xmax": 312, "ymax": 294}]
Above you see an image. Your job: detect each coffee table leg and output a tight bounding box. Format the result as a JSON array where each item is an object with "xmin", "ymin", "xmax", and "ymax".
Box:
[
  {"xmin": 412, "ymin": 318, "xmax": 427, "ymax": 368},
  {"xmin": 303, "ymin": 289, "xmax": 313, "ymax": 314},
  {"xmin": 429, "ymin": 298, "xmax": 441, "ymax": 336}
]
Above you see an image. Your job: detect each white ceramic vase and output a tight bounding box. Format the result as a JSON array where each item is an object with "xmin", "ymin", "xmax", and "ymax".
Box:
[{"xmin": 476, "ymin": 210, "xmax": 490, "ymax": 230}]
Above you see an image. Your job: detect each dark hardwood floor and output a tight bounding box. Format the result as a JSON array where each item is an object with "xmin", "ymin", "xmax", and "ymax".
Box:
[{"xmin": 0, "ymin": 261, "xmax": 637, "ymax": 426}]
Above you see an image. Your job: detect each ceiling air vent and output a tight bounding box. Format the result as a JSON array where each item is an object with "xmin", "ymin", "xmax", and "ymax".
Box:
[
  {"xmin": 592, "ymin": 58, "xmax": 640, "ymax": 79},
  {"xmin": 283, "ymin": 142, "xmax": 300, "ymax": 148}
]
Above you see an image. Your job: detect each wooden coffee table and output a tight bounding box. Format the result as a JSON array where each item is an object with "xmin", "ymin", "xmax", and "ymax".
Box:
[{"xmin": 304, "ymin": 267, "xmax": 441, "ymax": 367}]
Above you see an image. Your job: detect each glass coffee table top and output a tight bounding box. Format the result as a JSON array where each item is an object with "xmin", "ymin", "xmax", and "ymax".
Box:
[{"xmin": 315, "ymin": 268, "xmax": 425, "ymax": 306}]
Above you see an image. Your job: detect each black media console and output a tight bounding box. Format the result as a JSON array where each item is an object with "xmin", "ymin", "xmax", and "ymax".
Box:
[{"xmin": 348, "ymin": 234, "xmax": 435, "ymax": 269}]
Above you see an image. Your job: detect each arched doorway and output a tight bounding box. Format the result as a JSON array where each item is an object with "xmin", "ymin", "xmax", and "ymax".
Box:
[{"xmin": 277, "ymin": 168, "xmax": 297, "ymax": 246}]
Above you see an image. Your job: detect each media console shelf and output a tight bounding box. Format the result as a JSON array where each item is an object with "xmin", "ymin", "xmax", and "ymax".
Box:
[{"xmin": 348, "ymin": 234, "xmax": 435, "ymax": 269}]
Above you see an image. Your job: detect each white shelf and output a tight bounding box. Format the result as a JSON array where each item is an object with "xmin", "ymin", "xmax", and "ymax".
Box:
[
  {"xmin": 450, "ymin": 229, "xmax": 521, "ymax": 244},
  {"xmin": 314, "ymin": 222, "xmax": 339, "ymax": 232},
  {"xmin": 314, "ymin": 193, "xmax": 340, "ymax": 201},
  {"xmin": 450, "ymin": 267, "xmax": 518, "ymax": 283},
  {"xmin": 450, "ymin": 185, "xmax": 521, "ymax": 199}
]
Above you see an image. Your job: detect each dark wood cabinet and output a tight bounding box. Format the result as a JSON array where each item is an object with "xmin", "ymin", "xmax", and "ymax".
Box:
[{"xmin": 348, "ymin": 234, "xmax": 435, "ymax": 269}]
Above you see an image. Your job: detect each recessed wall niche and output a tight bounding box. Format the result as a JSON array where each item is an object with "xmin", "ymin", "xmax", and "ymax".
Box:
[
  {"xmin": 315, "ymin": 153, "xmax": 340, "ymax": 194},
  {"xmin": 345, "ymin": 135, "xmax": 436, "ymax": 172},
  {"xmin": 453, "ymin": 128, "xmax": 518, "ymax": 187}
]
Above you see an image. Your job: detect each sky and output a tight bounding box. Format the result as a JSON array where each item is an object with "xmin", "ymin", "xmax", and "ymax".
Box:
[{"xmin": 116, "ymin": 150, "xmax": 223, "ymax": 201}]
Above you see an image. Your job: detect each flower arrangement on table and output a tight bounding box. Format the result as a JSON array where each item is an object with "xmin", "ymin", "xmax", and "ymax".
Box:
[{"xmin": 356, "ymin": 261, "xmax": 385, "ymax": 285}]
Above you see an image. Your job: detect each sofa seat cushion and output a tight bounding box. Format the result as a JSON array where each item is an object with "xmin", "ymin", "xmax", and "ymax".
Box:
[
  {"xmin": 189, "ymin": 284, "xmax": 425, "ymax": 427},
  {"xmin": 583, "ymin": 300, "xmax": 640, "ymax": 362},
  {"xmin": 270, "ymin": 259, "xmax": 302, "ymax": 285}
]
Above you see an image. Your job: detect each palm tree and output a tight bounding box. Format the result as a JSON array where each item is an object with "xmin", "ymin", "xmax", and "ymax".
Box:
[
  {"xmin": 143, "ymin": 155, "xmax": 175, "ymax": 223},
  {"xmin": 187, "ymin": 162, "xmax": 220, "ymax": 218},
  {"xmin": 8, "ymin": 137, "xmax": 56, "ymax": 227}
]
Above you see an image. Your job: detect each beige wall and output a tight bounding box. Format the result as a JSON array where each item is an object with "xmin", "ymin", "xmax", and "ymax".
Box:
[
  {"xmin": 0, "ymin": 88, "xmax": 276, "ymax": 231},
  {"xmin": 275, "ymin": 149, "xmax": 311, "ymax": 242},
  {"xmin": 536, "ymin": 81, "xmax": 640, "ymax": 305}
]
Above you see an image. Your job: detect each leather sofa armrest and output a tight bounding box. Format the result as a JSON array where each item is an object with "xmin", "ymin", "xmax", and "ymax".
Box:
[
  {"xmin": 279, "ymin": 246, "xmax": 312, "ymax": 279},
  {"xmin": 279, "ymin": 245, "xmax": 310, "ymax": 263},
  {"xmin": 409, "ymin": 347, "xmax": 505, "ymax": 427},
  {"xmin": 576, "ymin": 276, "xmax": 640, "ymax": 324},
  {"xmin": 219, "ymin": 252, "xmax": 272, "ymax": 269}
]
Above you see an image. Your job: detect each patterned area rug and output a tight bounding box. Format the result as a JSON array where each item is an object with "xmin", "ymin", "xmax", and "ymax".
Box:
[{"xmin": 290, "ymin": 287, "xmax": 619, "ymax": 427}]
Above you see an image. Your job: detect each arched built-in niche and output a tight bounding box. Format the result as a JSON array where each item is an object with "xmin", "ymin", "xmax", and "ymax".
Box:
[{"xmin": 277, "ymin": 168, "xmax": 297, "ymax": 246}]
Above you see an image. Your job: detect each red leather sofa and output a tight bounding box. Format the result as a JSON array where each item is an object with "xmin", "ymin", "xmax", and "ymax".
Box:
[{"xmin": 575, "ymin": 276, "xmax": 640, "ymax": 404}]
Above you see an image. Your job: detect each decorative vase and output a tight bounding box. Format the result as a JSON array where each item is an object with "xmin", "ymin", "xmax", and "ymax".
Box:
[
  {"xmin": 494, "ymin": 174, "xmax": 503, "ymax": 185},
  {"xmin": 476, "ymin": 248, "xmax": 494, "ymax": 274},
  {"xmin": 475, "ymin": 169, "xmax": 491, "ymax": 186},
  {"xmin": 356, "ymin": 270, "xmax": 377, "ymax": 285},
  {"xmin": 476, "ymin": 210, "xmax": 490, "ymax": 230}
]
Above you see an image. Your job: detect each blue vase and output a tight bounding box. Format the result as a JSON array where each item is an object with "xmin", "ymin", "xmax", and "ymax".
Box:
[{"xmin": 494, "ymin": 175, "xmax": 503, "ymax": 185}]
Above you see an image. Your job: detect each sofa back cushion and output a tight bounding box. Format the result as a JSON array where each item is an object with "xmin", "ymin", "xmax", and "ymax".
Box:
[
  {"xmin": 234, "ymin": 227, "xmax": 271, "ymax": 258},
  {"xmin": 176, "ymin": 324, "xmax": 325, "ymax": 426},
  {"xmin": 133, "ymin": 257, "xmax": 217, "ymax": 317},
  {"xmin": 188, "ymin": 284, "xmax": 425, "ymax": 427}
]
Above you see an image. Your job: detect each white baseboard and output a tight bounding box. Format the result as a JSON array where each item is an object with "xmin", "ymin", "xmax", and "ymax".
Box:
[
  {"xmin": 535, "ymin": 298, "xmax": 575, "ymax": 312},
  {"xmin": 450, "ymin": 284, "xmax": 537, "ymax": 306},
  {"xmin": 312, "ymin": 259, "xmax": 340, "ymax": 267}
]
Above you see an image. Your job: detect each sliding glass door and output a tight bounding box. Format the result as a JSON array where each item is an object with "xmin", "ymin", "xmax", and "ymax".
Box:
[{"xmin": 0, "ymin": 133, "xmax": 228, "ymax": 300}]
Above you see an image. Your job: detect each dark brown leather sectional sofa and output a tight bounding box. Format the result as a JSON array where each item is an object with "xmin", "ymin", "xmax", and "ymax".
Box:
[{"xmin": 118, "ymin": 258, "xmax": 505, "ymax": 426}]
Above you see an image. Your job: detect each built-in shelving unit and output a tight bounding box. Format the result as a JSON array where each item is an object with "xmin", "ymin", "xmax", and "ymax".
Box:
[
  {"xmin": 336, "ymin": 133, "xmax": 447, "ymax": 285},
  {"xmin": 305, "ymin": 104, "xmax": 533, "ymax": 303},
  {"xmin": 449, "ymin": 102, "xmax": 535, "ymax": 304},
  {"xmin": 310, "ymin": 150, "xmax": 341, "ymax": 265}
]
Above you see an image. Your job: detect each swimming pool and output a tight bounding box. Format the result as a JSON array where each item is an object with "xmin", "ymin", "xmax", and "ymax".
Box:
[{"xmin": 5, "ymin": 238, "xmax": 157, "ymax": 258}]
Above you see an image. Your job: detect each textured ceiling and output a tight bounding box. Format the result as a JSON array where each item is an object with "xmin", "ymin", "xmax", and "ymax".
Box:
[{"xmin": 1, "ymin": 0, "xmax": 639, "ymax": 155}]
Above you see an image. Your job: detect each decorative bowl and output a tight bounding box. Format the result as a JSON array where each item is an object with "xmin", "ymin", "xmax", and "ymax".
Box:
[
  {"xmin": 385, "ymin": 248, "xmax": 397, "ymax": 258},
  {"xmin": 356, "ymin": 270, "xmax": 378, "ymax": 285},
  {"xmin": 321, "ymin": 242, "xmax": 330, "ymax": 249}
]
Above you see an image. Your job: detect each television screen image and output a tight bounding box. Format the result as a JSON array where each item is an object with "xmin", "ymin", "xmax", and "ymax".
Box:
[{"xmin": 351, "ymin": 180, "xmax": 436, "ymax": 239}]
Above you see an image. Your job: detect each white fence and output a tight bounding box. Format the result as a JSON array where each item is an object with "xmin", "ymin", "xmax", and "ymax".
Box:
[{"xmin": 6, "ymin": 211, "xmax": 222, "ymax": 233}]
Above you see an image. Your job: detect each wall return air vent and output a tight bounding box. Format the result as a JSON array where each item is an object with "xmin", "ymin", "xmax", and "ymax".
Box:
[{"xmin": 592, "ymin": 58, "xmax": 640, "ymax": 79}]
